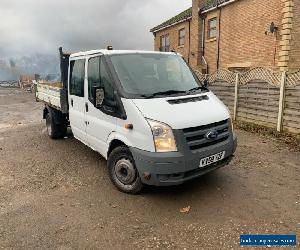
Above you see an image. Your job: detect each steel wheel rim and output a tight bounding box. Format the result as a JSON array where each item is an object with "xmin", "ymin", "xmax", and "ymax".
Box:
[{"xmin": 114, "ymin": 158, "xmax": 136, "ymax": 185}]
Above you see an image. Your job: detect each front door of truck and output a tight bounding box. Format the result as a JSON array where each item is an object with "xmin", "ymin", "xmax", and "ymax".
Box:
[
  {"xmin": 68, "ymin": 58, "xmax": 88, "ymax": 144},
  {"xmin": 85, "ymin": 55, "xmax": 117, "ymax": 157}
]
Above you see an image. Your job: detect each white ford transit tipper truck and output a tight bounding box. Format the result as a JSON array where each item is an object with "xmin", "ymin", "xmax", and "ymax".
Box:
[{"xmin": 36, "ymin": 47, "xmax": 237, "ymax": 194}]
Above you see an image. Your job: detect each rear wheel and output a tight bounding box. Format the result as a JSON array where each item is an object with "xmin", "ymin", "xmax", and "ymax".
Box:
[
  {"xmin": 107, "ymin": 146, "xmax": 143, "ymax": 194},
  {"xmin": 46, "ymin": 112, "xmax": 67, "ymax": 139}
]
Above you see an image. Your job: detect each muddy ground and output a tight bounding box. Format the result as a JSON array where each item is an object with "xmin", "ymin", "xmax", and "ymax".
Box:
[{"xmin": 0, "ymin": 88, "xmax": 299, "ymax": 249}]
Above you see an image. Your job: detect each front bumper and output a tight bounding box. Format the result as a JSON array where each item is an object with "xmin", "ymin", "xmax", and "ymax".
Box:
[{"xmin": 130, "ymin": 133, "xmax": 237, "ymax": 186}]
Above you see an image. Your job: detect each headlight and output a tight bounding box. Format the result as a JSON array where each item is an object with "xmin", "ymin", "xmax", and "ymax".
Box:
[{"xmin": 146, "ymin": 119, "xmax": 177, "ymax": 152}]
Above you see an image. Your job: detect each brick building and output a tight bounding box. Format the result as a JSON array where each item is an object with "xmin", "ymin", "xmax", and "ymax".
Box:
[{"xmin": 150, "ymin": 0, "xmax": 300, "ymax": 73}]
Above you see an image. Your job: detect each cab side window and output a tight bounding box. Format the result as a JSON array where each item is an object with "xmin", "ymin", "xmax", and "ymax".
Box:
[
  {"xmin": 70, "ymin": 59, "xmax": 85, "ymax": 97},
  {"xmin": 88, "ymin": 57, "xmax": 100, "ymax": 103},
  {"xmin": 88, "ymin": 56, "xmax": 115, "ymax": 106},
  {"xmin": 100, "ymin": 58, "xmax": 115, "ymax": 107}
]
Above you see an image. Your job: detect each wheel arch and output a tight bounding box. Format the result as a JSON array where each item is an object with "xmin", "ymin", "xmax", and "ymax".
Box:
[
  {"xmin": 44, "ymin": 105, "xmax": 66, "ymax": 125},
  {"xmin": 107, "ymin": 133, "xmax": 133, "ymax": 158}
]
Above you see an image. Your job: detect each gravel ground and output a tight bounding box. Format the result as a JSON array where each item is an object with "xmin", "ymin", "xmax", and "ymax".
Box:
[{"xmin": 0, "ymin": 88, "xmax": 299, "ymax": 249}]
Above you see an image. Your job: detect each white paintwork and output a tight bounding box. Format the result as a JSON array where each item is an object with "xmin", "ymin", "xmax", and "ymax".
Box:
[
  {"xmin": 69, "ymin": 94, "xmax": 87, "ymax": 144},
  {"xmin": 84, "ymin": 54, "xmax": 117, "ymax": 157},
  {"xmin": 42, "ymin": 50, "xmax": 231, "ymax": 158},
  {"xmin": 36, "ymin": 84, "xmax": 62, "ymax": 110},
  {"xmin": 67, "ymin": 51, "xmax": 160, "ymax": 158},
  {"xmin": 68, "ymin": 55, "xmax": 88, "ymax": 145},
  {"xmin": 70, "ymin": 49, "xmax": 176, "ymax": 58},
  {"xmin": 115, "ymin": 99, "xmax": 155, "ymax": 153},
  {"xmin": 131, "ymin": 92, "xmax": 230, "ymax": 130}
]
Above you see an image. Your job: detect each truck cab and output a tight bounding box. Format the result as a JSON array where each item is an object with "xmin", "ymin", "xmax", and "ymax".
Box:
[{"xmin": 37, "ymin": 48, "xmax": 237, "ymax": 194}]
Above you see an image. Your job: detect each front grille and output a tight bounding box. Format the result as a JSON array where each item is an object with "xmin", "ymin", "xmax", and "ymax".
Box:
[{"xmin": 182, "ymin": 119, "xmax": 230, "ymax": 151}]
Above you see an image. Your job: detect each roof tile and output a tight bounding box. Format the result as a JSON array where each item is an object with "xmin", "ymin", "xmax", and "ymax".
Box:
[
  {"xmin": 200, "ymin": 0, "xmax": 232, "ymax": 11},
  {"xmin": 150, "ymin": 0, "xmax": 235, "ymax": 32},
  {"xmin": 150, "ymin": 7, "xmax": 192, "ymax": 33}
]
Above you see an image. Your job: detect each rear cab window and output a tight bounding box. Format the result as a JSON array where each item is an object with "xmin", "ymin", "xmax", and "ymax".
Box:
[{"xmin": 69, "ymin": 59, "xmax": 85, "ymax": 97}]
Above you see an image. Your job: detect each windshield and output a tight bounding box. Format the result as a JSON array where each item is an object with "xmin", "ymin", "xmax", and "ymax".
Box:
[{"xmin": 110, "ymin": 53, "xmax": 204, "ymax": 98}]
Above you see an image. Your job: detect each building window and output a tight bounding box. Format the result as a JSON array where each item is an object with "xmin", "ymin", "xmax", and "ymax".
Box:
[
  {"xmin": 160, "ymin": 34, "xmax": 170, "ymax": 52},
  {"xmin": 178, "ymin": 28, "xmax": 185, "ymax": 46},
  {"xmin": 208, "ymin": 17, "xmax": 217, "ymax": 39}
]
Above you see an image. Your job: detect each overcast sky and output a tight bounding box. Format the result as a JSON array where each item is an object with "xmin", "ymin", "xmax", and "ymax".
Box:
[{"xmin": 0, "ymin": 0, "xmax": 191, "ymax": 57}]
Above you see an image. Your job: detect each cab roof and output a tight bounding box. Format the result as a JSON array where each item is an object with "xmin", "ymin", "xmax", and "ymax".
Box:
[{"xmin": 70, "ymin": 49, "xmax": 177, "ymax": 58}]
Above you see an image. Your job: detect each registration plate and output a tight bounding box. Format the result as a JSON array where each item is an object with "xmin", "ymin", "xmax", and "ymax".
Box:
[{"xmin": 199, "ymin": 151, "xmax": 225, "ymax": 168}]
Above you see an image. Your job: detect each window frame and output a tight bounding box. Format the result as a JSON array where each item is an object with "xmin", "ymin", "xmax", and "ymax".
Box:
[
  {"xmin": 87, "ymin": 55, "xmax": 116, "ymax": 106},
  {"xmin": 160, "ymin": 34, "xmax": 170, "ymax": 52},
  {"xmin": 86, "ymin": 54, "xmax": 128, "ymax": 120},
  {"xmin": 108, "ymin": 53, "xmax": 205, "ymax": 98},
  {"xmin": 178, "ymin": 28, "xmax": 185, "ymax": 46},
  {"xmin": 69, "ymin": 59, "xmax": 85, "ymax": 97},
  {"xmin": 207, "ymin": 17, "xmax": 217, "ymax": 39},
  {"xmin": 87, "ymin": 56, "xmax": 101, "ymax": 103}
]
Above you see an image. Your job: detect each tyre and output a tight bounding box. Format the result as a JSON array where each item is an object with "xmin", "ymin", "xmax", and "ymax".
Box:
[
  {"xmin": 46, "ymin": 112, "xmax": 66, "ymax": 139},
  {"xmin": 107, "ymin": 146, "xmax": 143, "ymax": 194},
  {"xmin": 59, "ymin": 123, "xmax": 67, "ymax": 138}
]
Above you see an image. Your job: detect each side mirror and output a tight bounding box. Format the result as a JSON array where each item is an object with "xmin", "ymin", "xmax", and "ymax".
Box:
[
  {"xmin": 203, "ymin": 79, "xmax": 209, "ymax": 89},
  {"xmin": 92, "ymin": 86, "xmax": 105, "ymax": 109}
]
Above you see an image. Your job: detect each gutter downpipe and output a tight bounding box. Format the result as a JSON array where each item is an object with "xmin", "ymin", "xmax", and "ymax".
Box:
[
  {"xmin": 201, "ymin": 15, "xmax": 208, "ymax": 73},
  {"xmin": 217, "ymin": 6, "xmax": 222, "ymax": 70},
  {"xmin": 188, "ymin": 19, "xmax": 191, "ymax": 63}
]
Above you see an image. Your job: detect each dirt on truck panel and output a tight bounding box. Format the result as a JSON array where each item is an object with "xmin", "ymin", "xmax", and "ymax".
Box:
[
  {"xmin": 38, "ymin": 81, "xmax": 63, "ymax": 88},
  {"xmin": 0, "ymin": 88, "xmax": 299, "ymax": 249}
]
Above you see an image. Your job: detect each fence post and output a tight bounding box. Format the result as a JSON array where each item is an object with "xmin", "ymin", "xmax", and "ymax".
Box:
[
  {"xmin": 233, "ymin": 73, "xmax": 240, "ymax": 121},
  {"xmin": 205, "ymin": 74, "xmax": 209, "ymax": 82},
  {"xmin": 277, "ymin": 71, "xmax": 286, "ymax": 132}
]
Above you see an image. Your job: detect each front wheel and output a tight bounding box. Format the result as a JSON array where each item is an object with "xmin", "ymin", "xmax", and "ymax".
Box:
[{"xmin": 107, "ymin": 146, "xmax": 143, "ymax": 194}]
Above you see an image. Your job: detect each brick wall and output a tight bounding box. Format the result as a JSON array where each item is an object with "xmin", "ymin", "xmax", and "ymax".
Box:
[
  {"xmin": 289, "ymin": 1, "xmax": 300, "ymax": 71},
  {"xmin": 189, "ymin": 0, "xmax": 202, "ymax": 70},
  {"xmin": 203, "ymin": 10, "xmax": 218, "ymax": 73},
  {"xmin": 152, "ymin": 0, "xmax": 300, "ymax": 73},
  {"xmin": 153, "ymin": 21, "xmax": 191, "ymax": 62},
  {"xmin": 153, "ymin": 0, "xmax": 202, "ymax": 69},
  {"xmin": 204, "ymin": 0, "xmax": 283, "ymax": 73}
]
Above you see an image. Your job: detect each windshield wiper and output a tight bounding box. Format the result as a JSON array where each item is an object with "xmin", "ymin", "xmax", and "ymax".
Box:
[
  {"xmin": 142, "ymin": 90, "xmax": 187, "ymax": 99},
  {"xmin": 187, "ymin": 86, "xmax": 203, "ymax": 92},
  {"xmin": 187, "ymin": 85, "xmax": 209, "ymax": 94}
]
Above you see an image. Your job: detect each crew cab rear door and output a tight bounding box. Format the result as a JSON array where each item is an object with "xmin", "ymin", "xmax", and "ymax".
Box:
[{"xmin": 68, "ymin": 58, "xmax": 88, "ymax": 144}]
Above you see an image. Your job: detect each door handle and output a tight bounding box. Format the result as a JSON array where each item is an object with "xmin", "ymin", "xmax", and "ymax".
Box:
[
  {"xmin": 85, "ymin": 102, "xmax": 88, "ymax": 112},
  {"xmin": 71, "ymin": 98, "xmax": 73, "ymax": 107}
]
